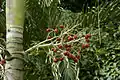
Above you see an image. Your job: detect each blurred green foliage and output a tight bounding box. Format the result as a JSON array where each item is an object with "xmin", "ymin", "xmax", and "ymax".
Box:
[{"xmin": 0, "ymin": 0, "xmax": 120, "ymax": 80}]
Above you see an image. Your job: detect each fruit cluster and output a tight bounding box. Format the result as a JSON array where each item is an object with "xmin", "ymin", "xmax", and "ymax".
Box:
[
  {"xmin": 46, "ymin": 25, "xmax": 92, "ymax": 63},
  {"xmin": 0, "ymin": 59, "xmax": 6, "ymax": 65}
]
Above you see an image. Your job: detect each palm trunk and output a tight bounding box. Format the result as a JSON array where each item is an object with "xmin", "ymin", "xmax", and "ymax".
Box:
[{"xmin": 4, "ymin": 0, "xmax": 25, "ymax": 80}]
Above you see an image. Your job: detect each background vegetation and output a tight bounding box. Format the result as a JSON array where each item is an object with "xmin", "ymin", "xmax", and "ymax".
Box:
[{"xmin": 0, "ymin": 0, "xmax": 120, "ymax": 80}]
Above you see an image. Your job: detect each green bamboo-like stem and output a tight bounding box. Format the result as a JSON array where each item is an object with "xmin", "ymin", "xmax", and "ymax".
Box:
[{"xmin": 4, "ymin": 0, "xmax": 25, "ymax": 80}]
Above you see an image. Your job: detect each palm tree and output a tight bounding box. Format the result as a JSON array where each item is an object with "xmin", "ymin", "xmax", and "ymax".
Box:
[{"xmin": 4, "ymin": 0, "xmax": 25, "ymax": 80}]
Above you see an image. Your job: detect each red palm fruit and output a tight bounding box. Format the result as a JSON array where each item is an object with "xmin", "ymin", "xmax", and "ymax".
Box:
[
  {"xmin": 68, "ymin": 36, "xmax": 73, "ymax": 41},
  {"xmin": 67, "ymin": 44, "xmax": 71, "ymax": 47},
  {"xmin": 73, "ymin": 35, "xmax": 77, "ymax": 39},
  {"xmin": 0, "ymin": 61, "xmax": 2, "ymax": 65},
  {"xmin": 58, "ymin": 45, "xmax": 62, "ymax": 49},
  {"xmin": 71, "ymin": 55, "xmax": 76, "ymax": 60},
  {"xmin": 85, "ymin": 35, "xmax": 89, "ymax": 39},
  {"xmin": 73, "ymin": 58, "xmax": 78, "ymax": 63},
  {"xmin": 53, "ymin": 48, "xmax": 57, "ymax": 52},
  {"xmin": 53, "ymin": 58, "xmax": 58, "ymax": 63},
  {"xmin": 64, "ymin": 51, "xmax": 69, "ymax": 56},
  {"xmin": 54, "ymin": 28, "xmax": 58, "ymax": 33},
  {"xmin": 56, "ymin": 38, "xmax": 61, "ymax": 41},
  {"xmin": 59, "ymin": 57, "xmax": 64, "ymax": 61},
  {"xmin": 64, "ymin": 44, "xmax": 68, "ymax": 48},
  {"xmin": 0, "ymin": 59, "xmax": 6, "ymax": 65},
  {"xmin": 86, "ymin": 39, "xmax": 90, "ymax": 43},
  {"xmin": 82, "ymin": 44, "xmax": 85, "ymax": 49},
  {"xmin": 1, "ymin": 59, "xmax": 6, "ymax": 63},
  {"xmin": 46, "ymin": 28, "xmax": 51, "ymax": 32},
  {"xmin": 78, "ymin": 50, "xmax": 81, "ymax": 54},
  {"xmin": 60, "ymin": 25, "xmax": 64, "ymax": 28},
  {"xmin": 85, "ymin": 43, "xmax": 90, "ymax": 48},
  {"xmin": 76, "ymin": 55, "xmax": 80, "ymax": 59},
  {"xmin": 87, "ymin": 34, "xmax": 91, "ymax": 38},
  {"xmin": 85, "ymin": 34, "xmax": 91, "ymax": 39},
  {"xmin": 48, "ymin": 36, "xmax": 52, "ymax": 39},
  {"xmin": 67, "ymin": 53, "xmax": 72, "ymax": 58},
  {"xmin": 51, "ymin": 48, "xmax": 57, "ymax": 52},
  {"xmin": 66, "ymin": 47, "xmax": 71, "ymax": 51},
  {"xmin": 64, "ymin": 44, "xmax": 71, "ymax": 48},
  {"xmin": 71, "ymin": 54, "xmax": 75, "ymax": 59}
]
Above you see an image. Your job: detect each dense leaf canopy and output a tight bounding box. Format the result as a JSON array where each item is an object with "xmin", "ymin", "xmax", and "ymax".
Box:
[
  {"xmin": 0, "ymin": 0, "xmax": 120, "ymax": 80},
  {"xmin": 59, "ymin": 0, "xmax": 113, "ymax": 12}
]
